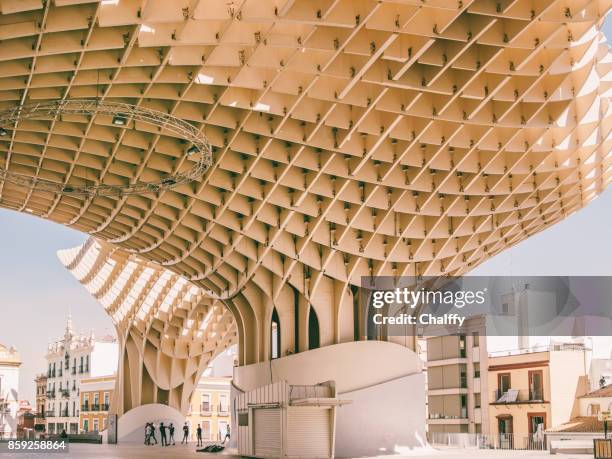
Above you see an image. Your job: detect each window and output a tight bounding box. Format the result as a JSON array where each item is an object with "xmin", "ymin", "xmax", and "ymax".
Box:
[
  {"xmin": 474, "ymin": 362, "xmax": 480, "ymax": 378},
  {"xmin": 498, "ymin": 373, "xmax": 511, "ymax": 394},
  {"xmin": 528, "ymin": 413, "xmax": 546, "ymax": 434},
  {"xmin": 474, "ymin": 393, "xmax": 481, "ymax": 409},
  {"xmin": 93, "ymin": 419, "xmax": 99, "ymax": 433},
  {"xmin": 103, "ymin": 392, "xmax": 109, "ymax": 406},
  {"xmin": 271, "ymin": 308, "xmax": 281, "ymax": 359},
  {"xmin": 202, "ymin": 421, "xmax": 211, "ymax": 440},
  {"xmin": 308, "ymin": 307, "xmax": 320, "ymax": 350},
  {"xmin": 472, "ymin": 332, "xmax": 479, "ymax": 347},
  {"xmin": 83, "ymin": 420, "xmax": 88, "ymax": 433},
  {"xmin": 94, "ymin": 393, "xmax": 99, "ymax": 406},
  {"xmin": 201, "ymin": 393, "xmax": 210, "ymax": 412},
  {"xmin": 459, "ymin": 335, "xmax": 466, "ymax": 358},
  {"xmin": 529, "ymin": 370, "xmax": 543, "ymax": 401},
  {"xmin": 219, "ymin": 394, "xmax": 229, "ymax": 413}
]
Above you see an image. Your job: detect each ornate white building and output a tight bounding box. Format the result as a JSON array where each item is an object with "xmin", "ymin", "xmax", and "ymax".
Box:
[
  {"xmin": 44, "ymin": 315, "xmax": 118, "ymax": 434},
  {"xmin": 0, "ymin": 344, "xmax": 21, "ymax": 439}
]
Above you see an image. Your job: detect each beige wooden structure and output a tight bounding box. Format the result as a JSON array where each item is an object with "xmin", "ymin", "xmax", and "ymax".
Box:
[{"xmin": 0, "ymin": 0, "xmax": 610, "ymax": 454}]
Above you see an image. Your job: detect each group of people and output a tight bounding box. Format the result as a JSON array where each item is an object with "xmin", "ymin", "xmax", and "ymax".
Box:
[
  {"xmin": 144, "ymin": 421, "xmax": 230, "ymax": 448},
  {"xmin": 144, "ymin": 422, "xmax": 176, "ymax": 446}
]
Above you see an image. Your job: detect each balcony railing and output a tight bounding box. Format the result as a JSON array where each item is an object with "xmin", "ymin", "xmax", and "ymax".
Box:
[
  {"xmin": 428, "ymin": 407, "xmax": 468, "ymax": 420},
  {"xmin": 492, "ymin": 389, "xmax": 545, "ymax": 403},
  {"xmin": 101, "ymin": 403, "xmax": 109, "ymax": 411},
  {"xmin": 45, "ymin": 410, "xmax": 54, "ymax": 417},
  {"xmin": 46, "ymin": 391, "xmax": 55, "ymax": 399},
  {"xmin": 60, "ymin": 409, "xmax": 69, "ymax": 417},
  {"xmin": 428, "ymin": 433, "xmax": 546, "ymax": 451},
  {"xmin": 60, "ymin": 390, "xmax": 70, "ymax": 398},
  {"xmin": 91, "ymin": 404, "xmax": 100, "ymax": 411},
  {"xmin": 81, "ymin": 404, "xmax": 89, "ymax": 412}
]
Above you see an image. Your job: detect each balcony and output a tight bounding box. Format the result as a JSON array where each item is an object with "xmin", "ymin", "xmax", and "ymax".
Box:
[
  {"xmin": 60, "ymin": 408, "xmax": 69, "ymax": 417},
  {"xmin": 492, "ymin": 389, "xmax": 545, "ymax": 404},
  {"xmin": 91, "ymin": 404, "xmax": 100, "ymax": 411},
  {"xmin": 45, "ymin": 410, "xmax": 55, "ymax": 417},
  {"xmin": 46, "ymin": 391, "xmax": 55, "ymax": 399},
  {"xmin": 81, "ymin": 404, "xmax": 89, "ymax": 412},
  {"xmin": 427, "ymin": 408, "xmax": 468, "ymax": 424},
  {"xmin": 101, "ymin": 403, "xmax": 109, "ymax": 411},
  {"xmin": 60, "ymin": 389, "xmax": 70, "ymax": 398}
]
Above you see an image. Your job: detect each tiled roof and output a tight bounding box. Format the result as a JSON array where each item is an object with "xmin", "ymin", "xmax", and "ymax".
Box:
[
  {"xmin": 547, "ymin": 417, "xmax": 605, "ymax": 433},
  {"xmin": 581, "ymin": 385, "xmax": 612, "ymax": 398}
]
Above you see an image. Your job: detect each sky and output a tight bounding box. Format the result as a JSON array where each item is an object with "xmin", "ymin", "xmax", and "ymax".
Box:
[{"xmin": 1, "ymin": 17, "xmax": 612, "ymax": 406}]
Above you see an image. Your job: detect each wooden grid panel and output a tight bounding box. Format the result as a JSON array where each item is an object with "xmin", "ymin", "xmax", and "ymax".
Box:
[
  {"xmin": 0, "ymin": 0, "xmax": 609, "ymax": 358},
  {"xmin": 58, "ymin": 237, "xmax": 237, "ymax": 414}
]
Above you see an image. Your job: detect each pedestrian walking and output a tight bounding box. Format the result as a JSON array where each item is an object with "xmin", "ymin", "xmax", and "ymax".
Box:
[
  {"xmin": 196, "ymin": 423, "xmax": 203, "ymax": 447},
  {"xmin": 182, "ymin": 422, "xmax": 189, "ymax": 444},
  {"xmin": 149, "ymin": 422, "xmax": 158, "ymax": 445},
  {"xmin": 224, "ymin": 425, "xmax": 231, "ymax": 443},
  {"xmin": 169, "ymin": 423, "xmax": 175, "ymax": 445},
  {"xmin": 160, "ymin": 422, "xmax": 168, "ymax": 446},
  {"xmin": 144, "ymin": 422, "xmax": 150, "ymax": 445}
]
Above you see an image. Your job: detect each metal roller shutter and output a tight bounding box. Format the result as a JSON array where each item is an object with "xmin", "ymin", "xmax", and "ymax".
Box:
[
  {"xmin": 286, "ymin": 407, "xmax": 331, "ymax": 458},
  {"xmin": 254, "ymin": 408, "xmax": 281, "ymax": 457}
]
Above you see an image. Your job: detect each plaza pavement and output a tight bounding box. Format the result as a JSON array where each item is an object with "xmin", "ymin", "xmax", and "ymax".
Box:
[{"xmin": 0, "ymin": 443, "xmax": 593, "ymax": 459}]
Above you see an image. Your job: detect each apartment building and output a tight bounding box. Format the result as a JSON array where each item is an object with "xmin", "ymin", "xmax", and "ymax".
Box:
[
  {"xmin": 79, "ymin": 375, "xmax": 114, "ymax": 434},
  {"xmin": 34, "ymin": 374, "xmax": 47, "ymax": 434},
  {"xmin": 187, "ymin": 376, "xmax": 232, "ymax": 441},
  {"xmin": 44, "ymin": 314, "xmax": 117, "ymax": 434},
  {"xmin": 426, "ymin": 316, "xmax": 489, "ymax": 437},
  {"xmin": 487, "ymin": 343, "xmax": 590, "ymax": 444}
]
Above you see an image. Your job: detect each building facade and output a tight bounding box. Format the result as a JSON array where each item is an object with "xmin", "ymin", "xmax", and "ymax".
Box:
[
  {"xmin": 16, "ymin": 401, "xmax": 34, "ymax": 439},
  {"xmin": 34, "ymin": 374, "xmax": 47, "ymax": 434},
  {"xmin": 79, "ymin": 375, "xmax": 115, "ymax": 434},
  {"xmin": 0, "ymin": 344, "xmax": 21, "ymax": 439},
  {"xmin": 187, "ymin": 376, "xmax": 232, "ymax": 442},
  {"xmin": 44, "ymin": 314, "xmax": 117, "ymax": 435},
  {"xmin": 426, "ymin": 316, "xmax": 489, "ymax": 438},
  {"xmin": 487, "ymin": 343, "xmax": 590, "ymax": 445}
]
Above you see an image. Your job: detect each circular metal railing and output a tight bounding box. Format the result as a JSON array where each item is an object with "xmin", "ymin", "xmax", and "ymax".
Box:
[{"xmin": 0, "ymin": 99, "xmax": 213, "ymax": 196}]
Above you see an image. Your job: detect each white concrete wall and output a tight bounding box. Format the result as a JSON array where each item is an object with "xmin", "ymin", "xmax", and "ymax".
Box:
[
  {"xmin": 233, "ymin": 341, "xmax": 426, "ymax": 458},
  {"xmin": 117, "ymin": 403, "xmax": 184, "ymax": 443},
  {"xmin": 0, "ymin": 366, "xmax": 19, "ymax": 439},
  {"xmin": 549, "ymin": 350, "xmax": 589, "ymax": 427},
  {"xmin": 335, "ymin": 372, "xmax": 426, "ymax": 457},
  {"xmin": 579, "ymin": 396, "xmax": 612, "ymax": 415}
]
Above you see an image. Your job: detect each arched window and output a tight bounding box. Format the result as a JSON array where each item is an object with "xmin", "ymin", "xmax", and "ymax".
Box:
[
  {"xmin": 271, "ymin": 308, "xmax": 281, "ymax": 359},
  {"xmin": 308, "ymin": 307, "xmax": 320, "ymax": 350}
]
